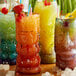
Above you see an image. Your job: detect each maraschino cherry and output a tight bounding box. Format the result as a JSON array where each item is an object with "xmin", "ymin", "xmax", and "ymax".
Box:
[
  {"xmin": 44, "ymin": 0, "xmax": 51, "ymax": 6},
  {"xmin": 1, "ymin": 7, "xmax": 8, "ymax": 15},
  {"xmin": 13, "ymin": 4, "xmax": 24, "ymax": 14}
]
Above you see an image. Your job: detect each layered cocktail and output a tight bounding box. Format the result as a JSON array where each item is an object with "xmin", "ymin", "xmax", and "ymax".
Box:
[
  {"xmin": 0, "ymin": 12, "xmax": 17, "ymax": 64},
  {"xmin": 55, "ymin": 18, "xmax": 76, "ymax": 70},
  {"xmin": 14, "ymin": 4, "xmax": 41, "ymax": 74}
]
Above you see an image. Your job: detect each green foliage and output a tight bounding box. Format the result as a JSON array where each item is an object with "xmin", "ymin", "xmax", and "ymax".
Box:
[
  {"xmin": 57, "ymin": 0, "xmax": 76, "ymax": 14},
  {"xmin": 29, "ymin": 0, "xmax": 37, "ymax": 12}
]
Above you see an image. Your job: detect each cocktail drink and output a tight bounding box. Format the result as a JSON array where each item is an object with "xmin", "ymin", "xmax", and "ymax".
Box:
[
  {"xmin": 55, "ymin": 18, "xmax": 76, "ymax": 70},
  {"xmin": 34, "ymin": 1, "xmax": 57, "ymax": 63},
  {"xmin": 0, "ymin": 0, "xmax": 15, "ymax": 10},
  {"xmin": 15, "ymin": 14, "xmax": 41, "ymax": 74},
  {"xmin": 29, "ymin": 0, "xmax": 37, "ymax": 11},
  {"xmin": 0, "ymin": 0, "xmax": 17, "ymax": 64},
  {"xmin": 0, "ymin": 12, "xmax": 17, "ymax": 64},
  {"xmin": 14, "ymin": 4, "xmax": 41, "ymax": 74}
]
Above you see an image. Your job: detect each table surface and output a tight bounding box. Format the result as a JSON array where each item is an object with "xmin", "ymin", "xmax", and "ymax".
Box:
[{"xmin": 10, "ymin": 64, "xmax": 56, "ymax": 76}]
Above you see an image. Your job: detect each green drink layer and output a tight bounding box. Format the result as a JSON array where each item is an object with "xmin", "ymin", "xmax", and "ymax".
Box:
[
  {"xmin": 0, "ymin": 12, "xmax": 17, "ymax": 64},
  {"xmin": 0, "ymin": 12, "xmax": 16, "ymax": 40}
]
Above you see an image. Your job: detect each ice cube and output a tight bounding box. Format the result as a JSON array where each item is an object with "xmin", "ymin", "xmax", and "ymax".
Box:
[
  {"xmin": 42, "ymin": 72, "xmax": 54, "ymax": 76},
  {"xmin": 3, "ymin": 65, "xmax": 9, "ymax": 70},
  {"xmin": 6, "ymin": 71, "xmax": 15, "ymax": 76},
  {"xmin": 0, "ymin": 64, "xmax": 9, "ymax": 70},
  {"xmin": 61, "ymin": 67, "xmax": 76, "ymax": 76}
]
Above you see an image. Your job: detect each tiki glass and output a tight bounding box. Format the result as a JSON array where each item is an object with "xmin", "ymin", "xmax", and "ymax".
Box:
[
  {"xmin": 0, "ymin": 0, "xmax": 17, "ymax": 64},
  {"xmin": 55, "ymin": 18, "xmax": 76, "ymax": 70},
  {"xmin": 0, "ymin": 12, "xmax": 17, "ymax": 65},
  {"xmin": 15, "ymin": 14, "xmax": 41, "ymax": 74},
  {"xmin": 34, "ymin": 1, "xmax": 57, "ymax": 64}
]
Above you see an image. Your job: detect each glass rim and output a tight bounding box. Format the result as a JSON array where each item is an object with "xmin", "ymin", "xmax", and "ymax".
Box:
[
  {"xmin": 56, "ymin": 17, "xmax": 76, "ymax": 20},
  {"xmin": 0, "ymin": 12, "xmax": 14, "ymax": 15},
  {"xmin": 15, "ymin": 13, "xmax": 40, "ymax": 17}
]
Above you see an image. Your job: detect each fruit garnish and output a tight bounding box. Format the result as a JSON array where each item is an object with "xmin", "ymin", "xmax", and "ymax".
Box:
[
  {"xmin": 44, "ymin": 0, "xmax": 48, "ymax": 6},
  {"xmin": 1, "ymin": 7, "xmax": 8, "ymax": 15},
  {"xmin": 13, "ymin": 4, "xmax": 24, "ymax": 14},
  {"xmin": 47, "ymin": 2, "xmax": 51, "ymax": 5},
  {"xmin": 16, "ymin": 13, "xmax": 25, "ymax": 22},
  {"xmin": 16, "ymin": 15, "xmax": 22, "ymax": 22},
  {"xmin": 19, "ymin": 13, "xmax": 25, "ymax": 17},
  {"xmin": 70, "ymin": 9, "xmax": 76, "ymax": 18},
  {"xmin": 44, "ymin": 0, "xmax": 51, "ymax": 6},
  {"xmin": 65, "ymin": 13, "xmax": 71, "ymax": 19},
  {"xmin": 65, "ymin": 9, "xmax": 76, "ymax": 19}
]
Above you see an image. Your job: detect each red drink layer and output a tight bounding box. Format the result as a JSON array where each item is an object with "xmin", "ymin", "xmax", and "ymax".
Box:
[{"xmin": 55, "ymin": 18, "xmax": 76, "ymax": 70}]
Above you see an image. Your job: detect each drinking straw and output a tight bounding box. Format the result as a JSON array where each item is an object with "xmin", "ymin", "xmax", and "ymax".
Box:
[
  {"xmin": 30, "ymin": 7, "xmax": 32, "ymax": 15},
  {"xmin": 53, "ymin": 0, "xmax": 55, "ymax": 1},
  {"xmin": 20, "ymin": 0, "xmax": 21, "ymax": 3},
  {"xmin": 28, "ymin": 4, "xmax": 31, "ymax": 16}
]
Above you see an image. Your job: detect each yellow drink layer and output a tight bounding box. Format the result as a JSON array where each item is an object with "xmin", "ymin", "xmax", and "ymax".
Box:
[{"xmin": 34, "ymin": 2, "xmax": 56, "ymax": 63}]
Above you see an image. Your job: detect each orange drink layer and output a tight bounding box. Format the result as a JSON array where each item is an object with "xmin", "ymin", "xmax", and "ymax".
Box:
[
  {"xmin": 15, "ymin": 14, "xmax": 41, "ymax": 74},
  {"xmin": 16, "ymin": 15, "xmax": 40, "ymax": 45}
]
